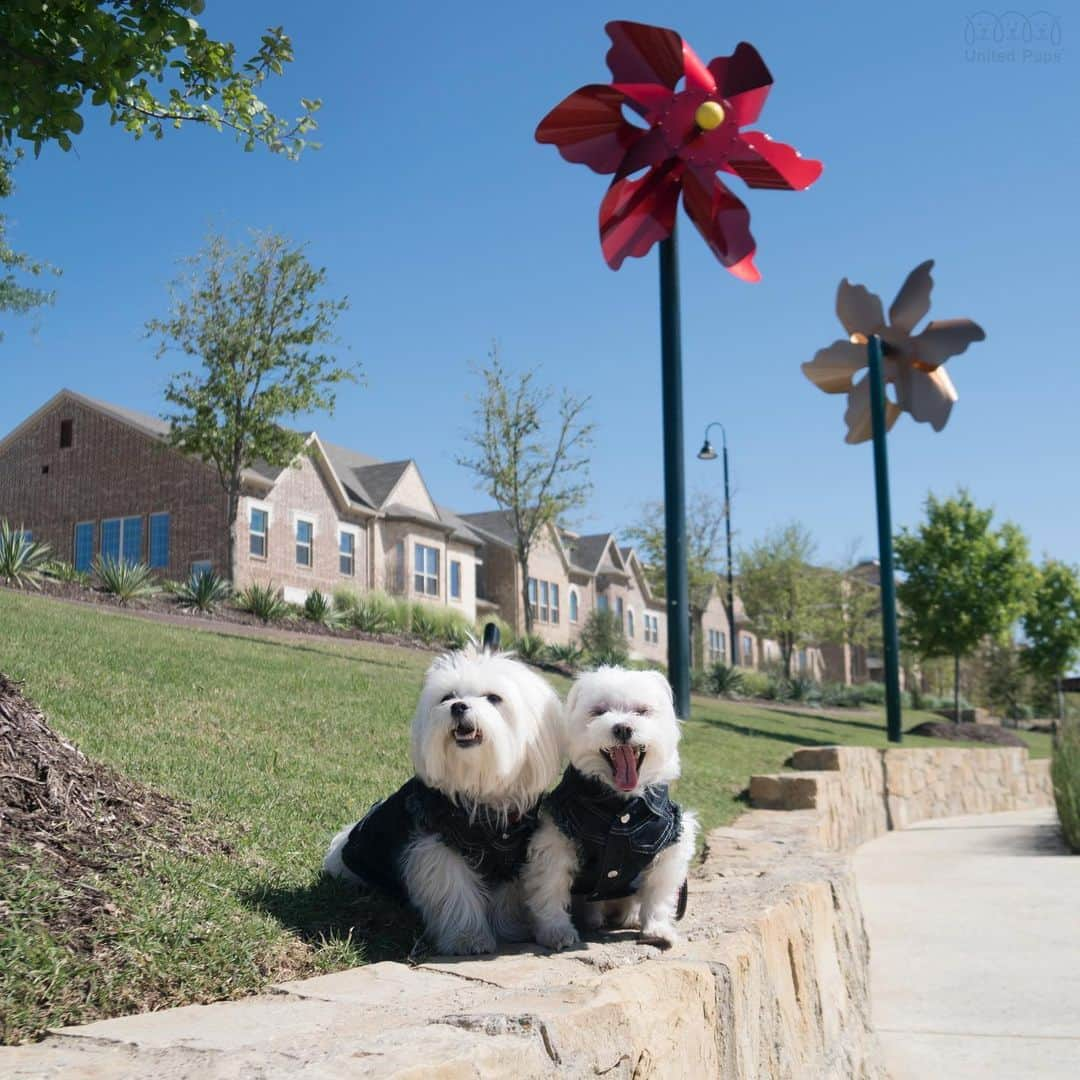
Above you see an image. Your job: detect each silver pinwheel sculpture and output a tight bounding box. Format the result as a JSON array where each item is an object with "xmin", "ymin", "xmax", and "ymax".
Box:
[
  {"xmin": 802, "ymin": 260, "xmax": 986, "ymax": 743},
  {"xmin": 803, "ymin": 260, "xmax": 986, "ymax": 443}
]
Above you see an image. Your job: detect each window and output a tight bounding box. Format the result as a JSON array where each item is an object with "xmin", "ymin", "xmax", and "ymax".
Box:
[
  {"xmin": 616, "ymin": 597, "xmax": 624, "ymax": 628},
  {"xmin": 74, "ymin": 522, "xmax": 94, "ymax": 572},
  {"xmin": 569, "ymin": 590, "xmax": 579, "ymax": 623},
  {"xmin": 101, "ymin": 518, "xmax": 121, "ymax": 562},
  {"xmin": 799, "ymin": 648, "xmax": 808, "ymax": 672},
  {"xmin": 339, "ymin": 530, "xmax": 355, "ymax": 576},
  {"xmin": 528, "ymin": 577, "xmax": 561, "ymax": 623},
  {"xmin": 708, "ymin": 628, "xmax": 726, "ymax": 663},
  {"xmin": 59, "ymin": 418, "xmax": 73, "ymax": 448},
  {"xmin": 551, "ymin": 583, "xmax": 560, "ymax": 624},
  {"xmin": 627, "ymin": 609, "xmax": 635, "ymax": 638},
  {"xmin": 597, "ymin": 594, "xmax": 609, "ymax": 612},
  {"xmin": 528, "ymin": 577, "xmax": 538, "ymax": 618},
  {"xmin": 149, "ymin": 513, "xmax": 170, "ymax": 569},
  {"xmin": 250, "ymin": 507, "xmax": 268, "ymax": 558},
  {"xmin": 414, "ymin": 543, "xmax": 439, "ymax": 595},
  {"xmin": 643, "ymin": 613, "xmax": 660, "ymax": 644},
  {"xmin": 540, "ymin": 581, "xmax": 550, "ymax": 622},
  {"xmin": 121, "ymin": 516, "xmax": 143, "ymax": 565},
  {"xmin": 450, "ymin": 560, "xmax": 461, "ymax": 599},
  {"xmin": 742, "ymin": 634, "xmax": 754, "ymax": 662},
  {"xmin": 296, "ymin": 519, "xmax": 314, "ymax": 567}
]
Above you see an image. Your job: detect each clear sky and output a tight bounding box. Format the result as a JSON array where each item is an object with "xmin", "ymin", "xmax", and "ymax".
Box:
[{"xmin": 2, "ymin": 1, "xmax": 1077, "ymax": 569}]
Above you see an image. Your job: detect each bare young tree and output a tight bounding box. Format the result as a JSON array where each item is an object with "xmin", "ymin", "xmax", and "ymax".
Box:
[{"xmin": 458, "ymin": 347, "xmax": 593, "ymax": 634}]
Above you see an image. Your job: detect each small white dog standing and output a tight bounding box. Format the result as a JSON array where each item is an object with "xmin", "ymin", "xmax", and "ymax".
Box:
[
  {"xmin": 523, "ymin": 667, "xmax": 698, "ymax": 951},
  {"xmin": 323, "ymin": 642, "xmax": 563, "ymax": 956}
]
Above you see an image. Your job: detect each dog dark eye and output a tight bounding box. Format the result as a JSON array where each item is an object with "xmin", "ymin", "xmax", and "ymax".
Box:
[
  {"xmin": 632, "ymin": 705, "xmax": 649, "ymax": 715},
  {"xmin": 486, "ymin": 694, "xmax": 502, "ymax": 705},
  {"xmin": 589, "ymin": 703, "xmax": 609, "ymax": 717},
  {"xmin": 440, "ymin": 693, "xmax": 455, "ymax": 703}
]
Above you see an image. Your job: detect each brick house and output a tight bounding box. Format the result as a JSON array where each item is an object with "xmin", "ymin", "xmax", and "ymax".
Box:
[{"xmin": 0, "ymin": 390, "xmax": 483, "ymax": 616}]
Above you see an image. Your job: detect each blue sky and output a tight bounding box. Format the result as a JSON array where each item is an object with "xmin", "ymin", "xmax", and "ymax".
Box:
[{"xmin": 2, "ymin": 1, "xmax": 1077, "ymax": 569}]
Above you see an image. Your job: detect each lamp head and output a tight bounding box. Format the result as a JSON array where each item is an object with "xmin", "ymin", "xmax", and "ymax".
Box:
[{"xmin": 697, "ymin": 440, "xmax": 718, "ymax": 461}]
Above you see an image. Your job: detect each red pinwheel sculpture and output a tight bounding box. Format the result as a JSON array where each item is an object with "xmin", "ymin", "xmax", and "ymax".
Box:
[{"xmin": 536, "ymin": 20, "xmax": 823, "ymax": 279}]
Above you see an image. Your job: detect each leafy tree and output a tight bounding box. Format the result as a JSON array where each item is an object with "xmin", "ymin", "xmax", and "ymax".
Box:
[
  {"xmin": 0, "ymin": 156, "xmax": 56, "ymax": 339},
  {"xmin": 895, "ymin": 491, "xmax": 1034, "ymax": 722},
  {"xmin": 973, "ymin": 637, "xmax": 1032, "ymax": 721},
  {"xmin": 0, "ymin": 1, "xmax": 319, "ymax": 159},
  {"xmin": 148, "ymin": 231, "xmax": 353, "ymax": 582},
  {"xmin": 580, "ymin": 608, "xmax": 629, "ymax": 667},
  {"xmin": 737, "ymin": 523, "xmax": 829, "ymax": 679},
  {"xmin": 1022, "ymin": 559, "xmax": 1080, "ymax": 721},
  {"xmin": 822, "ymin": 547, "xmax": 883, "ymax": 672},
  {"xmin": 458, "ymin": 347, "xmax": 593, "ymax": 633},
  {"xmin": 625, "ymin": 492, "xmax": 727, "ymax": 669}
]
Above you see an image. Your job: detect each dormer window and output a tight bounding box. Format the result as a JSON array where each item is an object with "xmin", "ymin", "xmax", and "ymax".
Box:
[{"xmin": 59, "ymin": 419, "xmax": 73, "ymax": 448}]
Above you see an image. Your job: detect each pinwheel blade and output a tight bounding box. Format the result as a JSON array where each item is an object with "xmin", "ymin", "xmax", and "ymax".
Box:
[
  {"xmin": 681, "ymin": 168, "xmax": 758, "ymax": 279},
  {"xmin": 844, "ymin": 375, "xmax": 901, "ymax": 444},
  {"xmin": 913, "ymin": 318, "xmax": 986, "ymax": 368},
  {"xmin": 605, "ymin": 20, "xmax": 684, "ymax": 88},
  {"xmin": 535, "ymin": 84, "xmax": 645, "ymax": 174},
  {"xmin": 836, "ymin": 279, "xmax": 885, "ymax": 337},
  {"xmin": 706, "ymin": 42, "xmax": 774, "ymax": 125},
  {"xmin": 599, "ymin": 166, "xmax": 681, "ymax": 269},
  {"xmin": 889, "ymin": 259, "xmax": 935, "ymax": 333},
  {"xmin": 724, "ymin": 132, "xmax": 824, "ymax": 191},
  {"xmin": 900, "ymin": 366, "xmax": 958, "ymax": 431},
  {"xmin": 802, "ymin": 339, "xmax": 866, "ymax": 393}
]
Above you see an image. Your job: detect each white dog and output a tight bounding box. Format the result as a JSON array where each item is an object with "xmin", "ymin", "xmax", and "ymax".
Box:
[
  {"xmin": 323, "ymin": 643, "xmax": 563, "ymax": 955},
  {"xmin": 523, "ymin": 667, "xmax": 698, "ymax": 951}
]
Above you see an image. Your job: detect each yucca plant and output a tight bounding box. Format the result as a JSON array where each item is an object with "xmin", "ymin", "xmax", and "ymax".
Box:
[
  {"xmin": 0, "ymin": 521, "xmax": 52, "ymax": 589},
  {"xmin": 303, "ymin": 589, "xmax": 345, "ymax": 628},
  {"xmin": 235, "ymin": 581, "xmax": 290, "ymax": 623},
  {"xmin": 94, "ymin": 557, "xmax": 159, "ymax": 604},
  {"xmin": 706, "ymin": 661, "xmax": 745, "ymax": 697},
  {"xmin": 547, "ymin": 642, "xmax": 585, "ymax": 668},
  {"xmin": 512, "ymin": 633, "xmax": 547, "ymax": 662},
  {"xmin": 410, "ymin": 605, "xmax": 440, "ymax": 644},
  {"xmin": 174, "ymin": 570, "xmax": 232, "ymax": 614},
  {"xmin": 351, "ymin": 592, "xmax": 395, "ymax": 634},
  {"xmin": 42, "ymin": 559, "xmax": 91, "ymax": 587}
]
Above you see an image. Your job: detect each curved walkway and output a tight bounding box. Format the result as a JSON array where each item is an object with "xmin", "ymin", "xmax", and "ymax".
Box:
[{"xmin": 854, "ymin": 808, "xmax": 1080, "ymax": 1079}]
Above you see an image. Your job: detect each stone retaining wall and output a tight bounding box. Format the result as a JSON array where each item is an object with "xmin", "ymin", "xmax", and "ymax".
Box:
[{"xmin": 4, "ymin": 744, "xmax": 1053, "ymax": 1079}]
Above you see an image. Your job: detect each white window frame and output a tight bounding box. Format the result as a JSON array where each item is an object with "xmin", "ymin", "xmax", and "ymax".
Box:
[
  {"xmin": 540, "ymin": 581, "xmax": 550, "ymax": 623},
  {"xmin": 450, "ymin": 559, "xmax": 462, "ymax": 599},
  {"xmin": 339, "ymin": 525, "xmax": 358, "ymax": 577},
  {"xmin": 550, "ymin": 583, "xmax": 560, "ymax": 625},
  {"xmin": 627, "ymin": 607, "xmax": 635, "ymax": 638},
  {"xmin": 414, "ymin": 542, "xmax": 439, "ymax": 596},
  {"xmin": 249, "ymin": 500, "xmax": 271, "ymax": 560},
  {"xmin": 295, "ymin": 517, "xmax": 315, "ymax": 568},
  {"xmin": 569, "ymin": 589, "xmax": 579, "ymax": 624}
]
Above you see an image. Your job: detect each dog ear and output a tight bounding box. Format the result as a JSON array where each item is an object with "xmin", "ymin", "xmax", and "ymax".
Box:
[
  {"xmin": 565, "ymin": 676, "xmax": 582, "ymax": 717},
  {"xmin": 482, "ymin": 622, "xmax": 501, "ymax": 653},
  {"xmin": 643, "ymin": 669, "xmax": 675, "ymax": 704}
]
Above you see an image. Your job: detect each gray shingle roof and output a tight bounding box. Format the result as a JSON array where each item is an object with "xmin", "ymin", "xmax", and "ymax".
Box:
[
  {"xmin": 458, "ymin": 510, "xmax": 519, "ymax": 548},
  {"xmin": 566, "ymin": 533, "xmax": 613, "ymax": 573},
  {"xmin": 319, "ymin": 439, "xmax": 382, "ymax": 508},
  {"xmin": 353, "ymin": 461, "xmax": 411, "ymax": 508}
]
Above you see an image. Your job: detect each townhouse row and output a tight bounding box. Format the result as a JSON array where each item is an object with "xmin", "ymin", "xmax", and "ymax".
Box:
[{"xmin": 0, "ymin": 390, "xmax": 874, "ymax": 679}]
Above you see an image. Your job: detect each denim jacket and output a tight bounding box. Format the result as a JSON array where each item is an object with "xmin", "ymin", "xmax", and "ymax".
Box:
[
  {"xmin": 544, "ymin": 766, "xmax": 683, "ymax": 902},
  {"xmin": 340, "ymin": 777, "xmax": 541, "ymax": 900}
]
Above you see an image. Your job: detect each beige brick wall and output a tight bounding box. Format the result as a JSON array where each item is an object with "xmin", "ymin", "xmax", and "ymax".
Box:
[{"xmin": 0, "ymin": 398, "xmax": 227, "ymax": 579}]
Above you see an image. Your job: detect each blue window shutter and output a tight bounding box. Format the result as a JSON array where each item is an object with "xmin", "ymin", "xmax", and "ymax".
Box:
[
  {"xmin": 122, "ymin": 517, "xmax": 143, "ymax": 565},
  {"xmin": 74, "ymin": 523, "xmax": 94, "ymax": 572},
  {"xmin": 101, "ymin": 519, "xmax": 121, "ymax": 562},
  {"xmin": 149, "ymin": 513, "xmax": 170, "ymax": 569}
]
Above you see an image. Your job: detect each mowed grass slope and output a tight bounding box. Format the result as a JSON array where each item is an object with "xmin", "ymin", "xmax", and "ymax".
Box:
[{"xmin": 0, "ymin": 589, "xmax": 1050, "ymax": 1041}]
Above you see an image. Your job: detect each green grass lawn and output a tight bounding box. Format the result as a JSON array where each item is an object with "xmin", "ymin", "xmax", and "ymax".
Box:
[{"xmin": 0, "ymin": 588, "xmax": 1051, "ymax": 1042}]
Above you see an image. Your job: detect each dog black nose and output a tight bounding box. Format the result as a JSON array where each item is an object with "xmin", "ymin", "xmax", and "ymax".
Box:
[
  {"xmin": 450, "ymin": 700, "xmax": 469, "ymax": 719},
  {"xmin": 612, "ymin": 723, "xmax": 633, "ymax": 744}
]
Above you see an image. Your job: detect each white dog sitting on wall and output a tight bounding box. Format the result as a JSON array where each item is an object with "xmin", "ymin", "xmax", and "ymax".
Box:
[
  {"xmin": 522, "ymin": 666, "xmax": 698, "ymax": 951},
  {"xmin": 323, "ymin": 643, "xmax": 564, "ymax": 956}
]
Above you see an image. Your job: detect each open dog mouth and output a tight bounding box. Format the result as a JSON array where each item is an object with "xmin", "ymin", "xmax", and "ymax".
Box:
[
  {"xmin": 600, "ymin": 745, "xmax": 646, "ymax": 792},
  {"xmin": 452, "ymin": 724, "xmax": 484, "ymax": 749}
]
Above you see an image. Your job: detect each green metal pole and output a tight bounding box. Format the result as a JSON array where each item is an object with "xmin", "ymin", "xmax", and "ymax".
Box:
[
  {"xmin": 722, "ymin": 436, "xmax": 737, "ymax": 668},
  {"xmin": 867, "ymin": 334, "xmax": 903, "ymax": 743},
  {"xmin": 659, "ymin": 225, "xmax": 691, "ymax": 719}
]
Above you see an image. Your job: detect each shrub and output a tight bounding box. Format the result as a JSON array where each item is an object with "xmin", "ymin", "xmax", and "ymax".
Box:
[
  {"xmin": 1052, "ymin": 721, "xmax": 1080, "ymax": 853},
  {"xmin": 303, "ymin": 589, "xmax": 345, "ymax": 628},
  {"xmin": 235, "ymin": 581, "xmax": 290, "ymax": 623},
  {"xmin": 787, "ymin": 674, "xmax": 819, "ymax": 702},
  {"xmin": 332, "ymin": 586, "xmax": 360, "ymax": 613},
  {"xmin": 858, "ymin": 681, "xmax": 888, "ymax": 705},
  {"xmin": 512, "ymin": 632, "xmax": 547, "ymax": 662},
  {"xmin": 173, "ymin": 570, "xmax": 232, "ymax": 614},
  {"xmin": 351, "ymin": 592, "xmax": 396, "ymax": 634},
  {"xmin": 0, "ymin": 521, "xmax": 52, "ymax": 589},
  {"xmin": 388, "ymin": 597, "xmax": 415, "ymax": 634},
  {"xmin": 706, "ymin": 661, "xmax": 745, "ymax": 697},
  {"xmin": 579, "ymin": 609, "xmax": 629, "ymax": 667},
  {"xmin": 763, "ymin": 673, "xmax": 793, "ymax": 702},
  {"xmin": 42, "ymin": 559, "xmax": 91, "ymax": 587},
  {"xmin": 689, "ymin": 667, "xmax": 711, "ymax": 694},
  {"xmin": 409, "ymin": 605, "xmax": 440, "ymax": 644},
  {"xmin": 547, "ymin": 642, "xmax": 585, "ymax": 668},
  {"xmin": 94, "ymin": 557, "xmax": 159, "ymax": 604},
  {"xmin": 738, "ymin": 669, "xmax": 771, "ymax": 698},
  {"xmin": 430, "ymin": 608, "xmax": 473, "ymax": 649}
]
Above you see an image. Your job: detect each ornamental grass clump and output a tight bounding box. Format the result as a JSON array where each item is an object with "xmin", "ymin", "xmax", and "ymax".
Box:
[
  {"xmin": 1052, "ymin": 721, "xmax": 1080, "ymax": 853},
  {"xmin": 94, "ymin": 557, "xmax": 159, "ymax": 604},
  {"xmin": 235, "ymin": 582, "xmax": 289, "ymax": 624},
  {"xmin": 351, "ymin": 592, "xmax": 396, "ymax": 634},
  {"xmin": 303, "ymin": 589, "xmax": 345, "ymax": 628},
  {"xmin": 0, "ymin": 521, "xmax": 52, "ymax": 589}
]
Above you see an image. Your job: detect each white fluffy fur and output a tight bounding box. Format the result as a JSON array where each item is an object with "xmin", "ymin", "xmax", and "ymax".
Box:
[
  {"xmin": 523, "ymin": 666, "xmax": 698, "ymax": 951},
  {"xmin": 324, "ymin": 644, "xmax": 563, "ymax": 955}
]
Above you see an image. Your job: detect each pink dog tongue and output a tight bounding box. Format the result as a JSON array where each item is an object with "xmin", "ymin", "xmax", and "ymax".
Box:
[{"xmin": 611, "ymin": 745, "xmax": 638, "ymax": 792}]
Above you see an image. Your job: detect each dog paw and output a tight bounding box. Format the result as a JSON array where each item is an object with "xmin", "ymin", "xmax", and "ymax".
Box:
[
  {"xmin": 437, "ymin": 928, "xmax": 497, "ymax": 956},
  {"xmin": 639, "ymin": 920, "xmax": 679, "ymax": 949},
  {"xmin": 536, "ymin": 921, "xmax": 580, "ymax": 952}
]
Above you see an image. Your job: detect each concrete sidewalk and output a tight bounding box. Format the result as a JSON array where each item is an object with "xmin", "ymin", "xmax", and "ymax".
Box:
[{"xmin": 854, "ymin": 808, "xmax": 1080, "ymax": 1079}]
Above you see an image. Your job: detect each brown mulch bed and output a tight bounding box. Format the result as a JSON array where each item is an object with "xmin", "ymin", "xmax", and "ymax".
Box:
[
  {"xmin": 906, "ymin": 720, "xmax": 1028, "ymax": 748},
  {"xmin": 0, "ymin": 673, "xmax": 218, "ymax": 882}
]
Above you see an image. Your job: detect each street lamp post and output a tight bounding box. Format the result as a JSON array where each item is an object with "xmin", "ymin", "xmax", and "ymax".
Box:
[{"xmin": 697, "ymin": 423, "xmax": 737, "ymax": 668}]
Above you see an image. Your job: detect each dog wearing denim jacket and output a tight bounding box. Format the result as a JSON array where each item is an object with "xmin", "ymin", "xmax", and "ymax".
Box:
[{"xmin": 522, "ymin": 667, "xmax": 698, "ymax": 950}]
